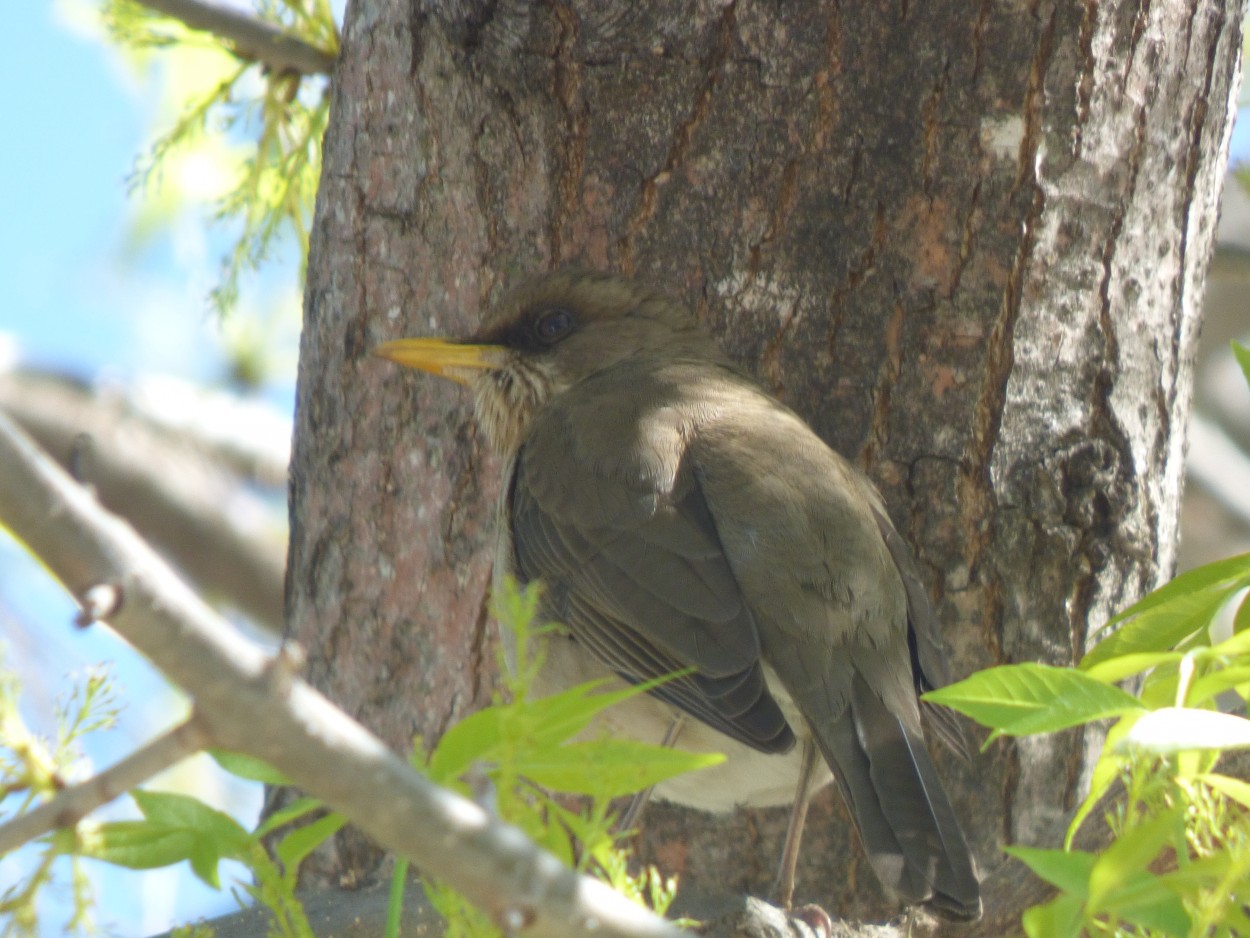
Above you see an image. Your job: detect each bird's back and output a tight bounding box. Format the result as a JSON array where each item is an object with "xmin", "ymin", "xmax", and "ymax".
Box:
[{"xmin": 508, "ymin": 350, "xmax": 981, "ymax": 920}]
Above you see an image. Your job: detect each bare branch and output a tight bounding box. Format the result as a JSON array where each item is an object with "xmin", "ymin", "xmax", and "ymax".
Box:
[
  {"xmin": 0, "ymin": 410, "xmax": 683, "ymax": 938},
  {"xmin": 0, "ymin": 718, "xmax": 208, "ymax": 856},
  {"xmin": 1187, "ymin": 412, "xmax": 1250, "ymax": 527},
  {"xmin": 134, "ymin": 0, "xmax": 336, "ymax": 76},
  {"xmin": 0, "ymin": 370, "xmax": 286, "ymax": 633}
]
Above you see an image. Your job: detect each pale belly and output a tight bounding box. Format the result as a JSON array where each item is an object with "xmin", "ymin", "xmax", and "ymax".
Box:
[{"xmin": 537, "ymin": 632, "xmax": 833, "ymax": 812}]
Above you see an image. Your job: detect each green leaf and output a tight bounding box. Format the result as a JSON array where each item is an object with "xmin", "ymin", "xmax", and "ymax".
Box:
[
  {"xmin": 189, "ymin": 839, "xmax": 225, "ymax": 889},
  {"xmin": 1007, "ymin": 846, "xmax": 1094, "ymax": 897},
  {"xmin": 275, "ymin": 813, "xmax": 347, "ymax": 875},
  {"xmin": 123, "ymin": 789, "xmax": 251, "ymax": 888},
  {"xmin": 1102, "ymin": 873, "xmax": 1191, "ymax": 934},
  {"xmin": 1095, "ymin": 553, "xmax": 1250, "ymax": 631},
  {"xmin": 1199, "ymin": 772, "xmax": 1250, "ymax": 810},
  {"xmin": 533, "ymin": 800, "xmax": 581, "ymax": 867},
  {"xmin": 1186, "ymin": 665, "xmax": 1250, "ymax": 708},
  {"xmin": 1087, "ymin": 812, "xmax": 1182, "ymax": 909},
  {"xmin": 1113, "ymin": 707, "xmax": 1250, "ymax": 755},
  {"xmin": 132, "ymin": 790, "xmax": 250, "ymax": 850},
  {"xmin": 1082, "ymin": 578, "xmax": 1247, "ymax": 669},
  {"xmin": 1234, "ymin": 588, "xmax": 1250, "ymax": 635},
  {"xmin": 253, "ymin": 796, "xmax": 325, "ymax": 839},
  {"xmin": 1157, "ymin": 849, "xmax": 1233, "ymax": 890},
  {"xmin": 1082, "ymin": 651, "xmax": 1183, "ymax": 684},
  {"xmin": 923, "ymin": 663, "xmax": 1142, "ymax": 737},
  {"xmin": 427, "ymin": 676, "xmax": 679, "ymax": 784},
  {"xmin": 1021, "ymin": 893, "xmax": 1085, "ymax": 938},
  {"xmin": 74, "ymin": 819, "xmax": 197, "ymax": 870},
  {"xmin": 72, "ymin": 791, "xmax": 248, "ymax": 890},
  {"xmin": 210, "ymin": 749, "xmax": 291, "ymax": 786},
  {"xmin": 425, "ymin": 704, "xmax": 509, "ymax": 784},
  {"xmin": 515, "ymin": 740, "xmax": 724, "ymax": 799},
  {"xmin": 1232, "ymin": 341, "xmax": 1250, "ymax": 391},
  {"xmin": 387, "ymin": 857, "xmax": 409, "ymax": 938},
  {"xmin": 1205, "ymin": 623, "xmax": 1250, "ymax": 658},
  {"xmin": 1140, "ymin": 662, "xmax": 1182, "ymax": 709},
  {"xmin": 1065, "ymin": 717, "xmax": 1135, "ymax": 848}
]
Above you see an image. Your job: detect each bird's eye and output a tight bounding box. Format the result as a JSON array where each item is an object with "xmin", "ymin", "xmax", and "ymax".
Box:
[{"xmin": 534, "ymin": 308, "xmax": 575, "ymax": 344}]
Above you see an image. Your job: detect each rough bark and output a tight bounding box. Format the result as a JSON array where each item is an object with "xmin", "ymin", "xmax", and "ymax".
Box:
[{"xmin": 287, "ymin": 0, "xmax": 1244, "ymax": 933}]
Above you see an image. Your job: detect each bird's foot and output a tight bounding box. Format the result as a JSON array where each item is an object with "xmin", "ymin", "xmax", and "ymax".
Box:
[{"xmin": 791, "ymin": 903, "xmax": 834, "ymax": 938}]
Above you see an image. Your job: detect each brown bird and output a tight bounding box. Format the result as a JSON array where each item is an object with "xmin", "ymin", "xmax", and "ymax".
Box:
[{"xmin": 375, "ymin": 269, "xmax": 981, "ymax": 921}]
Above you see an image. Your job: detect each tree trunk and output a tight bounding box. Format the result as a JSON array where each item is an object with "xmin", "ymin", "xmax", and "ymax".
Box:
[{"xmin": 287, "ymin": 0, "xmax": 1244, "ymax": 932}]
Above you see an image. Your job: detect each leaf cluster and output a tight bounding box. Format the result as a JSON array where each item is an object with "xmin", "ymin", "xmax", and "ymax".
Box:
[
  {"xmin": 101, "ymin": 0, "xmax": 337, "ymax": 324},
  {"xmin": 0, "ymin": 580, "xmax": 718, "ymax": 937},
  {"xmin": 406, "ymin": 578, "xmax": 719, "ymax": 937},
  {"xmin": 0, "ymin": 659, "xmax": 118, "ymax": 936}
]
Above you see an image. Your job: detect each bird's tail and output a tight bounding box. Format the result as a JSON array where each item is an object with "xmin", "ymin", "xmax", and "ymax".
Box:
[{"xmin": 810, "ymin": 672, "xmax": 981, "ymax": 921}]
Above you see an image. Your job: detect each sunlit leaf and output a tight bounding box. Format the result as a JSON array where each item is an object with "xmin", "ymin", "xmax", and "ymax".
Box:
[
  {"xmin": 1232, "ymin": 340, "xmax": 1250, "ymax": 391},
  {"xmin": 133, "ymin": 790, "xmax": 249, "ymax": 849},
  {"xmin": 427, "ymin": 673, "xmax": 684, "ymax": 785},
  {"xmin": 1083, "ymin": 581, "xmax": 1246, "ymax": 669},
  {"xmin": 515, "ymin": 740, "xmax": 724, "ymax": 799},
  {"xmin": 1082, "ymin": 651, "xmax": 1183, "ymax": 684},
  {"xmin": 253, "ymin": 796, "xmax": 325, "ymax": 839},
  {"xmin": 1140, "ymin": 661, "xmax": 1182, "ymax": 709},
  {"xmin": 73, "ymin": 819, "xmax": 196, "ymax": 870},
  {"xmin": 1006, "ymin": 845, "xmax": 1094, "ymax": 896},
  {"xmin": 211, "ymin": 749, "xmax": 290, "ymax": 786},
  {"xmin": 426, "ymin": 678, "xmax": 617, "ymax": 783},
  {"xmin": 1199, "ymin": 772, "xmax": 1250, "ymax": 810},
  {"xmin": 1234, "ymin": 588, "xmax": 1250, "ymax": 635},
  {"xmin": 924, "ymin": 663, "xmax": 1142, "ymax": 738},
  {"xmin": 275, "ymin": 812, "xmax": 347, "ymax": 875},
  {"xmin": 1087, "ymin": 812, "xmax": 1182, "ymax": 909},
  {"xmin": 1021, "ymin": 893, "xmax": 1084, "ymax": 938},
  {"xmin": 1102, "ymin": 873, "xmax": 1191, "ymax": 934},
  {"xmin": 1186, "ymin": 666, "xmax": 1250, "ymax": 708},
  {"xmin": 1205, "ymin": 622, "xmax": 1250, "ymax": 658},
  {"xmin": 1093, "ymin": 553, "xmax": 1250, "ymax": 632},
  {"xmin": 1065, "ymin": 717, "xmax": 1134, "ymax": 848},
  {"xmin": 1113, "ymin": 707, "xmax": 1250, "ymax": 755}
]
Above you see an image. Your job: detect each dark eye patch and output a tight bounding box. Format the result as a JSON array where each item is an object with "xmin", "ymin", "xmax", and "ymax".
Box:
[
  {"xmin": 533, "ymin": 308, "xmax": 576, "ymax": 344},
  {"xmin": 478, "ymin": 306, "xmax": 579, "ymax": 352}
]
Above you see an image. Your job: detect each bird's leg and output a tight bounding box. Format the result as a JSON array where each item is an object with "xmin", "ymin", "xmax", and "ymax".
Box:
[
  {"xmin": 617, "ymin": 715, "xmax": 685, "ymax": 833},
  {"xmin": 773, "ymin": 737, "xmax": 818, "ymax": 909}
]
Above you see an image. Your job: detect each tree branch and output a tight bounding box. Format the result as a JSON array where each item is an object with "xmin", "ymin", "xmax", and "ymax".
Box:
[
  {"xmin": 1188, "ymin": 412, "xmax": 1250, "ymax": 528},
  {"xmin": 134, "ymin": 0, "xmax": 336, "ymax": 76},
  {"xmin": 0, "ymin": 717, "xmax": 208, "ymax": 856},
  {"xmin": 0, "ymin": 410, "xmax": 682, "ymax": 938},
  {"xmin": 0, "ymin": 370, "xmax": 286, "ymax": 634}
]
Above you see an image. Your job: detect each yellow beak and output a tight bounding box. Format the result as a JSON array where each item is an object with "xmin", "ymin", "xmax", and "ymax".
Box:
[{"xmin": 372, "ymin": 338, "xmax": 505, "ymax": 387}]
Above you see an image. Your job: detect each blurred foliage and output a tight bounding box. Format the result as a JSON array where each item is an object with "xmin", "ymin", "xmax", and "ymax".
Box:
[
  {"xmin": 399, "ymin": 578, "xmax": 713, "ymax": 937},
  {"xmin": 0, "ymin": 657, "xmax": 118, "ymax": 937},
  {"xmin": 0, "ymin": 582, "xmax": 715, "ymax": 936},
  {"xmin": 99, "ymin": 0, "xmax": 338, "ymax": 383}
]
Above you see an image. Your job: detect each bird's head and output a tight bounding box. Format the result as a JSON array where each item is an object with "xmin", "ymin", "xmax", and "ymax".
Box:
[{"xmin": 374, "ymin": 269, "xmax": 719, "ymax": 456}]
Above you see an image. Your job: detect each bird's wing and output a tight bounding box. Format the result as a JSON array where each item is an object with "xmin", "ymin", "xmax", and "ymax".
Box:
[
  {"xmin": 869, "ymin": 505, "xmax": 974, "ymax": 761},
  {"xmin": 509, "ymin": 403, "xmax": 794, "ymax": 755}
]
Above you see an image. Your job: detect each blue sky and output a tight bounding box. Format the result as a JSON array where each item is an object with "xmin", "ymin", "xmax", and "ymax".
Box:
[
  {"xmin": 1, "ymin": 3, "xmax": 1247, "ymax": 936},
  {"xmin": 2, "ymin": 3, "xmax": 292, "ymax": 934}
]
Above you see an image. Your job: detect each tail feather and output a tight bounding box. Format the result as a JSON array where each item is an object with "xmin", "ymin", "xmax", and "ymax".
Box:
[{"xmin": 810, "ymin": 673, "xmax": 981, "ymax": 921}]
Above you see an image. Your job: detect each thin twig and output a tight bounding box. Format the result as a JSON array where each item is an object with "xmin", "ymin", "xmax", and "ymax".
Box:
[
  {"xmin": 135, "ymin": 0, "xmax": 337, "ymax": 76},
  {"xmin": 0, "ymin": 717, "xmax": 208, "ymax": 856},
  {"xmin": 0, "ymin": 411, "xmax": 683, "ymax": 938}
]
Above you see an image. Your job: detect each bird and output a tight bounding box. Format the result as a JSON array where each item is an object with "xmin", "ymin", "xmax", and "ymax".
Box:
[{"xmin": 374, "ymin": 268, "xmax": 981, "ymax": 921}]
